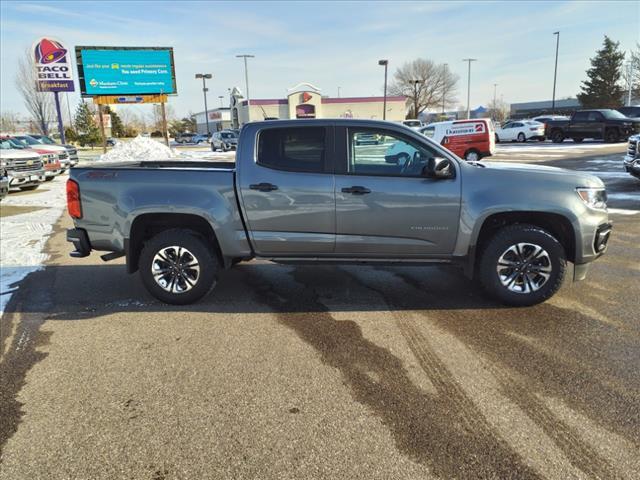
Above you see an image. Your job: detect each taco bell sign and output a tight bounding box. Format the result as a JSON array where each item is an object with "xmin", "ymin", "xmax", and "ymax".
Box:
[{"xmin": 33, "ymin": 37, "xmax": 75, "ymax": 92}]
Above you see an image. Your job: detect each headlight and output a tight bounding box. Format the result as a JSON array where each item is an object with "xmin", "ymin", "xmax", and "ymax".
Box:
[
  {"xmin": 576, "ymin": 187, "xmax": 607, "ymax": 210},
  {"xmin": 0, "ymin": 160, "xmax": 6, "ymax": 167}
]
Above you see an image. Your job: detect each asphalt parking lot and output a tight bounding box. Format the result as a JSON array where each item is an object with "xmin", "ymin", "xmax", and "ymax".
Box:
[{"xmin": 1, "ymin": 142, "xmax": 639, "ymax": 479}]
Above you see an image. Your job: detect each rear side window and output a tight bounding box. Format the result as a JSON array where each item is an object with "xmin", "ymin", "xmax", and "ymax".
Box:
[
  {"xmin": 257, "ymin": 127, "xmax": 326, "ymax": 173},
  {"xmin": 573, "ymin": 112, "xmax": 588, "ymax": 121}
]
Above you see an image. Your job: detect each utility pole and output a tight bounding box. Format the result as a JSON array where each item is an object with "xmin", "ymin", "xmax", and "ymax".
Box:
[
  {"xmin": 552, "ymin": 31, "xmax": 560, "ymax": 113},
  {"xmin": 462, "ymin": 58, "xmax": 477, "ymax": 119},
  {"xmin": 378, "ymin": 59, "xmax": 389, "ymax": 120},
  {"xmin": 195, "ymin": 73, "xmax": 212, "ymax": 135},
  {"xmin": 236, "ymin": 54, "xmax": 255, "ymax": 122},
  {"xmin": 337, "ymin": 86, "xmax": 341, "ymax": 98}
]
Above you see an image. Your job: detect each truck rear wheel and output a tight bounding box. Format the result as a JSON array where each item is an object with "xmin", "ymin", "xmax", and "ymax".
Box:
[
  {"xmin": 605, "ymin": 129, "xmax": 620, "ymax": 143},
  {"xmin": 478, "ymin": 224, "xmax": 566, "ymax": 306},
  {"xmin": 551, "ymin": 130, "xmax": 564, "ymax": 143},
  {"xmin": 139, "ymin": 229, "xmax": 218, "ymax": 305}
]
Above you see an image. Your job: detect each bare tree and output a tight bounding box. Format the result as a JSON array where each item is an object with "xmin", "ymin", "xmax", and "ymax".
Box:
[
  {"xmin": 388, "ymin": 59, "xmax": 458, "ymax": 119},
  {"xmin": 622, "ymin": 43, "xmax": 640, "ymax": 103},
  {"xmin": 0, "ymin": 111, "xmax": 21, "ymax": 132},
  {"xmin": 15, "ymin": 48, "xmax": 55, "ymax": 134},
  {"xmin": 487, "ymin": 97, "xmax": 510, "ymax": 122}
]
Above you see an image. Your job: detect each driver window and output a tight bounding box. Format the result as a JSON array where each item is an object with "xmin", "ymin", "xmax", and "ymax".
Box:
[{"xmin": 349, "ymin": 129, "xmax": 437, "ymax": 177}]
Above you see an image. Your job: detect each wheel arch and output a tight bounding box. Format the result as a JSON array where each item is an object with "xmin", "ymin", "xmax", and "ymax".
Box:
[
  {"xmin": 127, "ymin": 213, "xmax": 224, "ymax": 274},
  {"xmin": 466, "ymin": 211, "xmax": 576, "ymax": 278}
]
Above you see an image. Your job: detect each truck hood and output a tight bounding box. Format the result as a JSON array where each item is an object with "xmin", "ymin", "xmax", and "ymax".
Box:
[
  {"xmin": 478, "ymin": 161, "xmax": 605, "ymax": 188},
  {"xmin": 0, "ymin": 149, "xmax": 41, "ymax": 160}
]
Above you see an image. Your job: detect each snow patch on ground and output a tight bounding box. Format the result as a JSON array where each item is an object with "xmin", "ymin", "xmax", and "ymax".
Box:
[
  {"xmin": 608, "ymin": 208, "xmax": 639, "ymax": 215},
  {"xmin": 0, "ymin": 180, "xmax": 67, "ymax": 316},
  {"xmin": 98, "ymin": 136, "xmax": 176, "ymax": 162}
]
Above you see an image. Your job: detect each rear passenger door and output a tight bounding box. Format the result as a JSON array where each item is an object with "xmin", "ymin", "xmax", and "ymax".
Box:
[{"xmin": 237, "ymin": 126, "xmax": 335, "ymax": 256}]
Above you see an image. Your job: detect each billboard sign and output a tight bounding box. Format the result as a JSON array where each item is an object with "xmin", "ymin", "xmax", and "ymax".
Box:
[
  {"xmin": 76, "ymin": 47, "xmax": 177, "ymax": 96},
  {"xmin": 33, "ymin": 37, "xmax": 75, "ymax": 92}
]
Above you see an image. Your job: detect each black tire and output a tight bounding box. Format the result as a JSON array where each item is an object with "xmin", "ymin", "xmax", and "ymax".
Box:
[
  {"xmin": 537, "ymin": 137, "xmax": 545, "ymax": 142},
  {"xmin": 605, "ymin": 129, "xmax": 620, "ymax": 143},
  {"xmin": 45, "ymin": 176, "xmax": 55, "ymax": 182},
  {"xmin": 517, "ymin": 132, "xmax": 526, "ymax": 142},
  {"xmin": 572, "ymin": 137, "xmax": 584, "ymax": 143},
  {"xmin": 478, "ymin": 224, "xmax": 566, "ymax": 306},
  {"xmin": 495, "ymin": 134, "xmax": 500, "ymax": 143},
  {"xmin": 465, "ymin": 149, "xmax": 480, "ymax": 162},
  {"xmin": 139, "ymin": 229, "xmax": 218, "ymax": 305},
  {"xmin": 551, "ymin": 130, "xmax": 564, "ymax": 143},
  {"xmin": 19, "ymin": 185, "xmax": 39, "ymax": 191}
]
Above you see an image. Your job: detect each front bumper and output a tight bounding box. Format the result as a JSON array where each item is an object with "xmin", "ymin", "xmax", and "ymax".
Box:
[
  {"xmin": 623, "ymin": 155, "xmax": 640, "ymax": 179},
  {"xmin": 67, "ymin": 228, "xmax": 91, "ymax": 258},
  {"xmin": 8, "ymin": 169, "xmax": 45, "ymax": 187}
]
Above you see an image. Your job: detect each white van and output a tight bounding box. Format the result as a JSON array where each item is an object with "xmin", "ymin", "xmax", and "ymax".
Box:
[{"xmin": 419, "ymin": 119, "xmax": 495, "ymax": 161}]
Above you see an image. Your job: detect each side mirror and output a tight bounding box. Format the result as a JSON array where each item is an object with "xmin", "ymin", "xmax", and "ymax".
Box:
[{"xmin": 423, "ymin": 157, "xmax": 453, "ymax": 179}]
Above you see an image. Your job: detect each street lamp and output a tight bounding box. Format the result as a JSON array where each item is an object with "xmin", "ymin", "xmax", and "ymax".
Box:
[
  {"xmin": 378, "ymin": 59, "xmax": 389, "ymax": 120},
  {"xmin": 195, "ymin": 73, "xmax": 212, "ymax": 135},
  {"xmin": 410, "ymin": 79, "xmax": 422, "ymax": 119},
  {"xmin": 236, "ymin": 54, "xmax": 255, "ymax": 122},
  {"xmin": 551, "ymin": 31, "xmax": 560, "ymax": 113},
  {"xmin": 462, "ymin": 58, "xmax": 477, "ymax": 119},
  {"xmin": 493, "ymin": 83, "xmax": 498, "ymax": 120},
  {"xmin": 218, "ymin": 95, "xmax": 224, "ymax": 108}
]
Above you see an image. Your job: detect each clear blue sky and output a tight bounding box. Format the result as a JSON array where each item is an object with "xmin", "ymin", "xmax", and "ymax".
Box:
[{"xmin": 1, "ymin": 0, "xmax": 638, "ymax": 118}]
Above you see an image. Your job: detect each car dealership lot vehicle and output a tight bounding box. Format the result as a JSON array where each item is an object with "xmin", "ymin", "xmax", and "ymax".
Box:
[
  {"xmin": 419, "ymin": 118, "xmax": 495, "ymax": 161},
  {"xmin": 0, "ymin": 166, "xmax": 8, "ymax": 200},
  {"xmin": 495, "ymin": 120, "xmax": 546, "ymax": 143},
  {"xmin": 545, "ymin": 109, "xmax": 640, "ymax": 143},
  {"xmin": 0, "ymin": 139, "xmax": 45, "ymax": 191},
  {"xmin": 28, "ymin": 133, "xmax": 79, "ymax": 166},
  {"xmin": 2, "ymin": 140, "xmax": 638, "ymax": 480},
  {"xmin": 67, "ymin": 119, "xmax": 610, "ymax": 307},
  {"xmin": 624, "ymin": 134, "xmax": 640, "ymax": 179}
]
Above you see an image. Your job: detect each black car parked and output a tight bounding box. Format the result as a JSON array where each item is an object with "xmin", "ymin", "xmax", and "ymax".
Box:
[{"xmin": 545, "ymin": 109, "xmax": 640, "ymax": 143}]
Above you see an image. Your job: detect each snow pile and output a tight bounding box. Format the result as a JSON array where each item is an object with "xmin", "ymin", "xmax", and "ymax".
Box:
[
  {"xmin": 0, "ymin": 179, "xmax": 67, "ymax": 315},
  {"xmin": 98, "ymin": 135, "xmax": 176, "ymax": 162}
]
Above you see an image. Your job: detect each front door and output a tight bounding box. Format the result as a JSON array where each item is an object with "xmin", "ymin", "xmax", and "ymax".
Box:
[
  {"xmin": 237, "ymin": 126, "xmax": 335, "ymax": 256},
  {"xmin": 334, "ymin": 127, "xmax": 461, "ymax": 256}
]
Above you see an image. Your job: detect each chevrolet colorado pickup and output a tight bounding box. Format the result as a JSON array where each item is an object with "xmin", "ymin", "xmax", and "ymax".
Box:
[
  {"xmin": 66, "ymin": 119, "xmax": 612, "ymax": 307},
  {"xmin": 545, "ymin": 109, "xmax": 640, "ymax": 143}
]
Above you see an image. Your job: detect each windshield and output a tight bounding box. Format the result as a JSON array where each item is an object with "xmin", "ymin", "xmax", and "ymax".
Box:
[
  {"xmin": 0, "ymin": 140, "xmax": 18, "ymax": 150},
  {"xmin": 602, "ymin": 110, "xmax": 627, "ymax": 120},
  {"xmin": 221, "ymin": 132, "xmax": 236, "ymax": 139},
  {"xmin": 37, "ymin": 135, "xmax": 56, "ymax": 144},
  {"xmin": 4, "ymin": 138, "xmax": 28, "ymax": 148},
  {"xmin": 15, "ymin": 135, "xmax": 39, "ymax": 145}
]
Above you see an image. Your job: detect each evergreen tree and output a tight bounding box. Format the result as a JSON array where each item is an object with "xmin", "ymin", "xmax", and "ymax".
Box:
[
  {"xmin": 577, "ymin": 36, "xmax": 625, "ymax": 108},
  {"xmin": 74, "ymin": 103, "xmax": 101, "ymax": 147}
]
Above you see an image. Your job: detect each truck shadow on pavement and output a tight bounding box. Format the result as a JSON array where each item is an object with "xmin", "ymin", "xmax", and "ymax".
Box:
[{"xmin": 1, "ymin": 261, "xmax": 637, "ymax": 477}]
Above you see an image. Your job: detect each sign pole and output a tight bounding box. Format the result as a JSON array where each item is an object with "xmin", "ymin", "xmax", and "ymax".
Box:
[
  {"xmin": 98, "ymin": 103, "xmax": 107, "ymax": 153},
  {"xmin": 53, "ymin": 91, "xmax": 66, "ymax": 144},
  {"xmin": 160, "ymin": 100, "xmax": 169, "ymax": 147}
]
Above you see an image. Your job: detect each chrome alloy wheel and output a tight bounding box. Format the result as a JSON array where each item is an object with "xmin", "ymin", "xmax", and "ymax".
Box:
[
  {"xmin": 151, "ymin": 246, "xmax": 200, "ymax": 294},
  {"xmin": 496, "ymin": 242, "xmax": 552, "ymax": 294}
]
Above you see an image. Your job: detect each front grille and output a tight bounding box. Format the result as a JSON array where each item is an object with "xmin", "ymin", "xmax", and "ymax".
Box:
[
  {"xmin": 10, "ymin": 159, "xmax": 43, "ymax": 172},
  {"xmin": 58, "ymin": 152, "xmax": 68, "ymax": 159},
  {"xmin": 627, "ymin": 139, "xmax": 638, "ymax": 159}
]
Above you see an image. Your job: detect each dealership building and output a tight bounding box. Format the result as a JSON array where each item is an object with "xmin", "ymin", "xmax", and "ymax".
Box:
[
  {"xmin": 229, "ymin": 83, "xmax": 407, "ymax": 128},
  {"xmin": 194, "ymin": 108, "xmax": 233, "ymax": 134}
]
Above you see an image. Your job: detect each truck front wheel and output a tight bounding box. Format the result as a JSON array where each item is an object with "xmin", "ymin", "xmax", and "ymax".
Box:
[
  {"xmin": 551, "ymin": 130, "xmax": 564, "ymax": 143},
  {"xmin": 605, "ymin": 129, "xmax": 620, "ymax": 143},
  {"xmin": 139, "ymin": 229, "xmax": 218, "ymax": 305},
  {"xmin": 478, "ymin": 224, "xmax": 566, "ymax": 306}
]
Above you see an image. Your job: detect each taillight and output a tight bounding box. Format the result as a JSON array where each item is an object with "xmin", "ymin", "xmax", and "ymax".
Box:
[{"xmin": 66, "ymin": 179, "xmax": 82, "ymax": 219}]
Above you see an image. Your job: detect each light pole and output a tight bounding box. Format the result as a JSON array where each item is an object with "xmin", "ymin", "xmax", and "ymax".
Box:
[
  {"xmin": 378, "ymin": 59, "xmax": 389, "ymax": 120},
  {"xmin": 442, "ymin": 63, "xmax": 448, "ymax": 114},
  {"xmin": 552, "ymin": 31, "xmax": 560, "ymax": 113},
  {"xmin": 493, "ymin": 83, "xmax": 498, "ymax": 120},
  {"xmin": 236, "ymin": 54, "xmax": 255, "ymax": 122},
  {"xmin": 410, "ymin": 80, "xmax": 421, "ymax": 119},
  {"xmin": 195, "ymin": 73, "xmax": 212, "ymax": 135},
  {"xmin": 218, "ymin": 95, "xmax": 224, "ymax": 108},
  {"xmin": 462, "ymin": 58, "xmax": 477, "ymax": 119}
]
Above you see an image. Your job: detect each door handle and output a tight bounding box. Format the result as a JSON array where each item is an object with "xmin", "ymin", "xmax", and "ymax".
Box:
[
  {"xmin": 249, "ymin": 182, "xmax": 278, "ymax": 192},
  {"xmin": 341, "ymin": 186, "xmax": 371, "ymax": 195}
]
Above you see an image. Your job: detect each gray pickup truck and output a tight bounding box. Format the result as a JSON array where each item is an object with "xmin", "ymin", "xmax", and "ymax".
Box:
[{"xmin": 67, "ymin": 119, "xmax": 612, "ymax": 307}]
